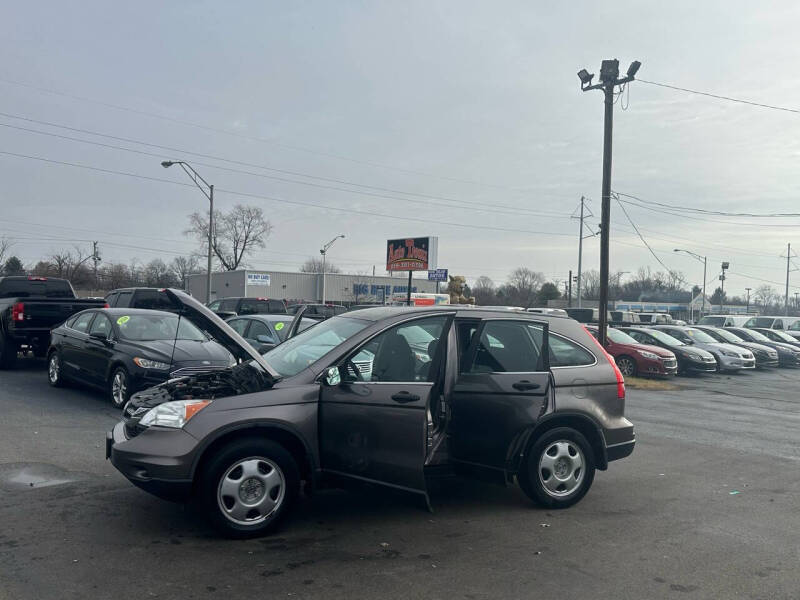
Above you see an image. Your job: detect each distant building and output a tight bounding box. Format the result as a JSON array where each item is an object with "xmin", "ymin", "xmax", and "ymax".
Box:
[{"xmin": 185, "ymin": 269, "xmax": 437, "ymax": 304}]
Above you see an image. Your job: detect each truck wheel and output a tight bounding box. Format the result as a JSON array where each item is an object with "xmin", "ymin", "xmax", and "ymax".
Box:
[
  {"xmin": 0, "ymin": 335, "xmax": 18, "ymax": 369},
  {"xmin": 48, "ymin": 351, "xmax": 66, "ymax": 387},
  {"xmin": 198, "ymin": 438, "xmax": 299, "ymax": 539},
  {"xmin": 109, "ymin": 367, "xmax": 131, "ymax": 408},
  {"xmin": 519, "ymin": 427, "xmax": 595, "ymax": 509}
]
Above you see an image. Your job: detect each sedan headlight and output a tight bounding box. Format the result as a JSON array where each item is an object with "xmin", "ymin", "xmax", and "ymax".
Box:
[
  {"xmin": 638, "ymin": 350, "xmax": 659, "ymax": 360},
  {"xmin": 684, "ymin": 351, "xmax": 701, "ymax": 359},
  {"xmin": 719, "ymin": 349, "xmax": 740, "ymax": 358},
  {"xmin": 140, "ymin": 400, "xmax": 212, "ymax": 429},
  {"xmin": 133, "ymin": 357, "xmax": 171, "ymax": 370}
]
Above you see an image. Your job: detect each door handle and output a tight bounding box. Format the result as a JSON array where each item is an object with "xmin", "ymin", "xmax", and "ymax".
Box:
[
  {"xmin": 391, "ymin": 392, "xmax": 420, "ymax": 403},
  {"xmin": 512, "ymin": 380, "xmax": 540, "ymax": 391}
]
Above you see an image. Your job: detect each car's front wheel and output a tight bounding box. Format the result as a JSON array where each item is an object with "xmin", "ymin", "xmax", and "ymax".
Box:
[
  {"xmin": 615, "ymin": 355, "xmax": 637, "ymax": 377},
  {"xmin": 519, "ymin": 427, "xmax": 595, "ymax": 509},
  {"xmin": 48, "ymin": 351, "xmax": 66, "ymax": 387},
  {"xmin": 198, "ymin": 438, "xmax": 299, "ymax": 538},
  {"xmin": 109, "ymin": 367, "xmax": 131, "ymax": 408}
]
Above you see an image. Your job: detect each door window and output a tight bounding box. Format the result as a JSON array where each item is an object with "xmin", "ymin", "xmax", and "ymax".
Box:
[
  {"xmin": 269, "ymin": 300, "xmax": 285, "ymax": 313},
  {"xmin": 347, "ymin": 316, "xmax": 448, "ymax": 382},
  {"xmin": 248, "ymin": 320, "xmax": 278, "ymax": 344},
  {"xmin": 133, "ymin": 290, "xmax": 172, "ymax": 310},
  {"xmin": 239, "ymin": 299, "xmax": 265, "ymax": 315},
  {"xmin": 220, "ymin": 299, "xmax": 239, "ymax": 312},
  {"xmin": 467, "ymin": 321, "xmax": 543, "ymax": 373},
  {"xmin": 208, "ymin": 300, "xmax": 221, "ymax": 311},
  {"xmin": 89, "ymin": 314, "xmax": 112, "ymax": 338},
  {"xmin": 71, "ymin": 312, "xmax": 95, "ymax": 333},
  {"xmin": 105, "ymin": 292, "xmax": 118, "ymax": 307},
  {"xmin": 227, "ymin": 318, "xmax": 250, "ymax": 337},
  {"xmin": 115, "ymin": 291, "xmax": 133, "ymax": 308}
]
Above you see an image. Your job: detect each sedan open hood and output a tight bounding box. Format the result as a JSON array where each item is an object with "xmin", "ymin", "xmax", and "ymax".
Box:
[{"xmin": 163, "ymin": 289, "xmax": 280, "ymax": 381}]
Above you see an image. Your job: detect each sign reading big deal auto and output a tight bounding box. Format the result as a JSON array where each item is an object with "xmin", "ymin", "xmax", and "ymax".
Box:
[{"xmin": 386, "ymin": 237, "xmax": 438, "ymax": 272}]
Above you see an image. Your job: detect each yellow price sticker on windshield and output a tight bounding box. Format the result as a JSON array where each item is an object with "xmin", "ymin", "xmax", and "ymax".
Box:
[
  {"xmin": 117, "ymin": 316, "xmax": 130, "ymax": 325},
  {"xmin": 275, "ymin": 322, "xmax": 285, "ymax": 331}
]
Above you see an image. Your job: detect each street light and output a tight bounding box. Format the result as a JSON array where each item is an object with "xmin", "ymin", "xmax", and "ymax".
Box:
[
  {"xmin": 320, "ymin": 234, "xmax": 345, "ymax": 304},
  {"xmin": 674, "ymin": 249, "xmax": 708, "ymax": 318},
  {"xmin": 578, "ymin": 58, "xmax": 641, "ymax": 346},
  {"xmin": 161, "ymin": 161, "xmax": 214, "ymax": 303},
  {"xmin": 720, "ymin": 262, "xmax": 730, "ymax": 312}
]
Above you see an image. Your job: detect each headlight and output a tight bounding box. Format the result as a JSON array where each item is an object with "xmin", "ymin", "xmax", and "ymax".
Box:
[
  {"xmin": 139, "ymin": 400, "xmax": 212, "ymax": 428},
  {"xmin": 720, "ymin": 349, "xmax": 739, "ymax": 358},
  {"xmin": 133, "ymin": 357, "xmax": 171, "ymax": 370},
  {"xmin": 684, "ymin": 351, "xmax": 700, "ymax": 359},
  {"xmin": 638, "ymin": 350, "xmax": 659, "ymax": 360}
]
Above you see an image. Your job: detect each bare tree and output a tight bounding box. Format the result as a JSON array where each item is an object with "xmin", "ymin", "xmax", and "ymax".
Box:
[
  {"xmin": 143, "ymin": 259, "xmax": 178, "ymax": 287},
  {"xmin": 580, "ymin": 270, "xmax": 602, "ymax": 301},
  {"xmin": 170, "ymin": 255, "xmax": 202, "ymax": 288},
  {"xmin": 300, "ymin": 257, "xmax": 341, "ymax": 274},
  {"xmin": 0, "ymin": 237, "xmax": 12, "ymax": 266},
  {"xmin": 186, "ymin": 204, "xmax": 272, "ymax": 271},
  {"xmin": 49, "ymin": 245, "xmax": 94, "ymax": 282},
  {"xmin": 472, "ymin": 275, "xmax": 497, "ymax": 306},
  {"xmin": 754, "ymin": 285, "xmax": 777, "ymax": 309},
  {"xmin": 505, "ymin": 267, "xmax": 544, "ymax": 308}
]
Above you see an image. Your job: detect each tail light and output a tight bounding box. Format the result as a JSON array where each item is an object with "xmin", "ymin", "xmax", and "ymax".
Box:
[
  {"xmin": 582, "ymin": 325, "xmax": 625, "ymax": 399},
  {"xmin": 103, "ymin": 303, "xmax": 110, "ymax": 308},
  {"xmin": 12, "ymin": 302, "xmax": 24, "ymax": 322}
]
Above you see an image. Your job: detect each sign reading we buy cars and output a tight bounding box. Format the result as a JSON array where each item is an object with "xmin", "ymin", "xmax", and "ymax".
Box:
[{"xmin": 386, "ymin": 237, "xmax": 438, "ymax": 271}]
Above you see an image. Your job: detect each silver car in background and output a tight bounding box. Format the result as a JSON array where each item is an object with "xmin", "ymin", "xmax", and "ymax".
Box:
[{"xmin": 654, "ymin": 326, "xmax": 755, "ymax": 372}]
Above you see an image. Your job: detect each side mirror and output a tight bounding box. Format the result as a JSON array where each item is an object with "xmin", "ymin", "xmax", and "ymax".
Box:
[
  {"xmin": 323, "ymin": 366, "xmax": 341, "ymax": 387},
  {"xmin": 89, "ymin": 331, "xmax": 108, "ymax": 342},
  {"xmin": 257, "ymin": 344, "xmax": 273, "ymax": 354},
  {"xmin": 256, "ymin": 334, "xmax": 273, "ymax": 343}
]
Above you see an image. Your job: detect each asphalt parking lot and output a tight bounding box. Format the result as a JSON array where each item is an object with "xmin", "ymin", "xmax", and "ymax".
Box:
[{"xmin": 1, "ymin": 359, "xmax": 798, "ymax": 600}]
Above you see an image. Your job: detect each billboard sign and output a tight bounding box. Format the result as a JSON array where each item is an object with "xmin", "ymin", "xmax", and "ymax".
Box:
[
  {"xmin": 246, "ymin": 273, "xmax": 271, "ymax": 286},
  {"xmin": 386, "ymin": 237, "xmax": 438, "ymax": 272},
  {"xmin": 427, "ymin": 268, "xmax": 448, "ymax": 282}
]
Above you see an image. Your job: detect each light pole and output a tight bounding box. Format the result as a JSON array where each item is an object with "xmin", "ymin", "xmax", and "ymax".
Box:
[
  {"xmin": 320, "ymin": 235, "xmax": 345, "ymax": 304},
  {"xmin": 745, "ymin": 287, "xmax": 752, "ymax": 313},
  {"xmin": 719, "ymin": 262, "xmax": 730, "ymax": 313},
  {"xmin": 161, "ymin": 161, "xmax": 214, "ymax": 303},
  {"xmin": 674, "ymin": 249, "xmax": 707, "ymax": 318},
  {"xmin": 578, "ymin": 58, "xmax": 641, "ymax": 346}
]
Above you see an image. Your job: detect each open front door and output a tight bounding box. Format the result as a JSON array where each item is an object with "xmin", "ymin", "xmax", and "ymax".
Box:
[
  {"xmin": 319, "ymin": 314, "xmax": 453, "ymax": 498},
  {"xmin": 448, "ymin": 318, "xmax": 552, "ymax": 478}
]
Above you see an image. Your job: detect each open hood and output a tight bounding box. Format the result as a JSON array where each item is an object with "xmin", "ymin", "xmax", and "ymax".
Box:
[{"xmin": 163, "ymin": 289, "xmax": 280, "ymax": 381}]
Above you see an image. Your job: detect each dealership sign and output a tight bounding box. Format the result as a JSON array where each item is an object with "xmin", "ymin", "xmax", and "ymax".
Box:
[
  {"xmin": 428, "ymin": 268, "xmax": 448, "ymax": 282},
  {"xmin": 386, "ymin": 237, "xmax": 438, "ymax": 272},
  {"xmin": 246, "ymin": 273, "xmax": 271, "ymax": 286}
]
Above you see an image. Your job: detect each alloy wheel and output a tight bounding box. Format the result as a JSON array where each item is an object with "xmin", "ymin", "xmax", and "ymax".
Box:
[
  {"xmin": 617, "ymin": 357, "xmax": 636, "ymax": 377},
  {"xmin": 48, "ymin": 354, "xmax": 60, "ymax": 384},
  {"xmin": 538, "ymin": 440, "xmax": 585, "ymax": 498},
  {"xmin": 111, "ymin": 371, "xmax": 128, "ymax": 407},
  {"xmin": 217, "ymin": 457, "xmax": 286, "ymax": 526}
]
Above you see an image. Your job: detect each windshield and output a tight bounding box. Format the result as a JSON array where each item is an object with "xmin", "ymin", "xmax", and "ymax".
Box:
[
  {"xmin": 116, "ymin": 313, "xmax": 206, "ymax": 342},
  {"xmin": 685, "ymin": 328, "xmax": 717, "ymax": 343},
  {"xmin": 735, "ymin": 328, "xmax": 771, "ymax": 342},
  {"xmin": 263, "ymin": 315, "xmax": 369, "ymax": 377},
  {"xmin": 768, "ymin": 330, "xmax": 796, "ymax": 342},
  {"xmin": 747, "ymin": 317, "xmax": 775, "ymax": 328},
  {"xmin": 707, "ymin": 328, "xmax": 742, "ymax": 343},
  {"xmin": 645, "ymin": 329, "xmax": 685, "ymax": 346},
  {"xmin": 607, "ymin": 327, "xmax": 639, "ymax": 345},
  {"xmin": 698, "ymin": 316, "xmax": 725, "ymax": 326}
]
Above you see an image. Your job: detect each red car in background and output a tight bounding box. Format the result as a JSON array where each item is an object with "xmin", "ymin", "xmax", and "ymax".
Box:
[{"xmin": 586, "ymin": 325, "xmax": 678, "ymax": 378}]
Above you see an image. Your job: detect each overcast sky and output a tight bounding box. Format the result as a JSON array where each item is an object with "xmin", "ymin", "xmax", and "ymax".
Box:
[{"xmin": 2, "ymin": 0, "xmax": 800, "ymax": 298}]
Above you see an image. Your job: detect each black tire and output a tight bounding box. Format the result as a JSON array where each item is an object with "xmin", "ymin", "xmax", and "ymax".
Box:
[
  {"xmin": 198, "ymin": 438, "xmax": 300, "ymax": 539},
  {"xmin": 109, "ymin": 366, "xmax": 131, "ymax": 408},
  {"xmin": 0, "ymin": 334, "xmax": 17, "ymax": 369},
  {"xmin": 615, "ymin": 355, "xmax": 638, "ymax": 378},
  {"xmin": 519, "ymin": 427, "xmax": 595, "ymax": 509},
  {"xmin": 47, "ymin": 350, "xmax": 66, "ymax": 387}
]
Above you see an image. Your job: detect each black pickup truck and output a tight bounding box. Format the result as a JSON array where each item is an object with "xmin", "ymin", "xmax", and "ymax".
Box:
[{"xmin": 0, "ymin": 276, "xmax": 107, "ymax": 368}]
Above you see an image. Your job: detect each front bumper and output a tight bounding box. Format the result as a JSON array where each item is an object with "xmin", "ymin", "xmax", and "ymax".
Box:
[
  {"xmin": 716, "ymin": 355, "xmax": 755, "ymax": 371},
  {"xmin": 107, "ymin": 421, "xmax": 197, "ymax": 502},
  {"xmin": 683, "ymin": 356, "xmax": 717, "ymax": 372},
  {"xmin": 755, "ymin": 355, "xmax": 779, "ymax": 368},
  {"xmin": 639, "ymin": 356, "xmax": 677, "ymax": 377},
  {"xmin": 778, "ymin": 353, "xmax": 800, "ymax": 367}
]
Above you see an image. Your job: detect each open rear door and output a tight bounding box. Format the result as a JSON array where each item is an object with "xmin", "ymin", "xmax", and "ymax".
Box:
[{"xmin": 448, "ymin": 318, "xmax": 552, "ymax": 480}]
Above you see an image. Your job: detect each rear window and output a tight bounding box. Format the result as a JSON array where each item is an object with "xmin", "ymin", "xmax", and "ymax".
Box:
[
  {"xmin": 238, "ymin": 298, "xmax": 285, "ymax": 315},
  {"xmin": 0, "ymin": 278, "xmax": 74, "ymax": 298},
  {"xmin": 220, "ymin": 299, "xmax": 239, "ymax": 312}
]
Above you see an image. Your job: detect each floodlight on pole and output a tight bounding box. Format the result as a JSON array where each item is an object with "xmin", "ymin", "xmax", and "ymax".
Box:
[{"xmin": 320, "ymin": 234, "xmax": 345, "ymax": 304}]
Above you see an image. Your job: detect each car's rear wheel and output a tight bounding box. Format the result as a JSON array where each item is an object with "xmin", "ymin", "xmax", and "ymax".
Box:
[
  {"xmin": 109, "ymin": 367, "xmax": 130, "ymax": 408},
  {"xmin": 519, "ymin": 427, "xmax": 595, "ymax": 509},
  {"xmin": 48, "ymin": 351, "xmax": 66, "ymax": 387},
  {"xmin": 615, "ymin": 355, "xmax": 637, "ymax": 377},
  {"xmin": 198, "ymin": 438, "xmax": 299, "ymax": 538}
]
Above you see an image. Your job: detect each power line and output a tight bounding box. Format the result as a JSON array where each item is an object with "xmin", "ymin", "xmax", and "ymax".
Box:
[
  {"xmin": 0, "ymin": 110, "xmax": 571, "ymax": 218},
  {"xmin": 0, "ymin": 149, "xmax": 577, "ymax": 239},
  {"xmin": 614, "ymin": 190, "xmax": 800, "ymax": 218},
  {"xmin": 638, "ymin": 79, "xmax": 800, "ymax": 115},
  {"xmin": 0, "ymin": 76, "xmax": 535, "ymax": 193},
  {"xmin": 613, "ymin": 195, "xmax": 679, "ymax": 276}
]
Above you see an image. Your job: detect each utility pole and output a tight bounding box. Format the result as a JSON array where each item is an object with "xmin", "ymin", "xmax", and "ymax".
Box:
[
  {"xmin": 795, "ymin": 291, "xmax": 799, "ymax": 312},
  {"xmin": 719, "ymin": 262, "xmax": 729, "ymax": 313},
  {"xmin": 578, "ymin": 59, "xmax": 641, "ymax": 346},
  {"xmin": 91, "ymin": 241, "xmax": 101, "ymax": 291},
  {"xmin": 745, "ymin": 287, "xmax": 752, "ymax": 313},
  {"xmin": 577, "ymin": 197, "xmax": 584, "ymax": 308},
  {"xmin": 786, "ymin": 243, "xmax": 791, "ymax": 316},
  {"xmin": 568, "ymin": 270, "xmax": 573, "ymax": 307}
]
